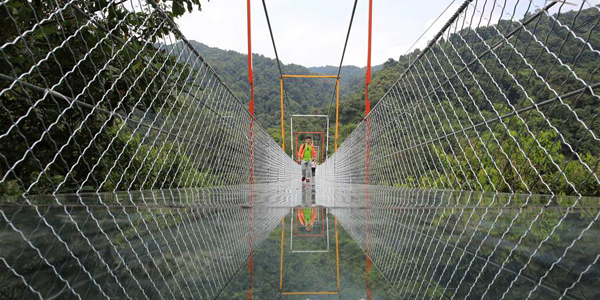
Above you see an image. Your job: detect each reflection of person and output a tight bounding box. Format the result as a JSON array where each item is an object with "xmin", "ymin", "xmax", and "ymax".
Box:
[
  {"xmin": 297, "ymin": 207, "xmax": 317, "ymax": 232},
  {"xmin": 297, "ymin": 136, "xmax": 316, "ymax": 182},
  {"xmin": 311, "ymin": 159, "xmax": 317, "ymax": 177}
]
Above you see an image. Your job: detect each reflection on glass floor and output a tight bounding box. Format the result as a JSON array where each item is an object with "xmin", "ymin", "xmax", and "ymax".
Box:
[
  {"xmin": 217, "ymin": 212, "xmax": 397, "ymax": 299},
  {"xmin": 0, "ymin": 184, "xmax": 299, "ymax": 300},
  {"xmin": 1, "ymin": 179, "xmax": 598, "ymax": 299}
]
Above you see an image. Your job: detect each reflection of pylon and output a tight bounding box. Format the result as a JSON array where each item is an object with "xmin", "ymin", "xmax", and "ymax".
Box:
[
  {"xmin": 280, "ymin": 209, "xmax": 340, "ymax": 296},
  {"xmin": 367, "ymin": 257, "xmax": 372, "ymax": 300},
  {"xmin": 247, "ymin": 255, "xmax": 253, "ymax": 300}
]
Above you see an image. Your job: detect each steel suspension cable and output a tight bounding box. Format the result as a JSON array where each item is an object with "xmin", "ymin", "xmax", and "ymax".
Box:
[
  {"xmin": 403, "ymin": 0, "xmax": 457, "ymax": 64},
  {"xmin": 317, "ymin": 0, "xmax": 600, "ymax": 299},
  {"xmin": 260, "ymin": 0, "xmax": 293, "ymax": 117},
  {"xmin": 260, "ymin": 0, "xmax": 295, "ymax": 153},
  {"xmin": 326, "ymin": 0, "xmax": 359, "ymax": 126},
  {"xmin": 0, "ymin": 1, "xmax": 301, "ymax": 299}
]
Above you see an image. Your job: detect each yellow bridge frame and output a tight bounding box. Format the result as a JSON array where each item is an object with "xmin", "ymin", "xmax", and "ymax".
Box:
[{"xmin": 279, "ymin": 75, "xmax": 341, "ymax": 152}]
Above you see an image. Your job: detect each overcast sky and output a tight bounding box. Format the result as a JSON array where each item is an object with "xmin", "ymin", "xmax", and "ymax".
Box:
[
  {"xmin": 175, "ymin": 0, "xmax": 596, "ymax": 68},
  {"xmin": 176, "ymin": 0, "xmax": 464, "ymax": 67}
]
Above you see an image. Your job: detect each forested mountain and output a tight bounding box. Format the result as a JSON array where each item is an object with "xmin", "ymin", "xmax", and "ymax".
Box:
[
  {"xmin": 309, "ymin": 64, "xmax": 383, "ymax": 98},
  {"xmin": 185, "ymin": 42, "xmax": 376, "ymax": 129},
  {"xmin": 336, "ymin": 6, "xmax": 600, "ymax": 149},
  {"xmin": 185, "ymin": 3, "xmax": 600, "ymax": 180},
  {"xmin": 333, "ymin": 56, "xmax": 416, "ymax": 143},
  {"xmin": 1, "ymin": 1, "xmax": 598, "ymax": 196},
  {"xmin": 331, "ymin": 6, "xmax": 600, "ymax": 196},
  {"xmin": 177, "ymin": 42, "xmax": 391, "ymax": 155}
]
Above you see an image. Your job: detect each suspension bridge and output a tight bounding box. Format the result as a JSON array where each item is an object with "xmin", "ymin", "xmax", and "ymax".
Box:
[{"xmin": 0, "ymin": 0, "xmax": 599, "ymax": 299}]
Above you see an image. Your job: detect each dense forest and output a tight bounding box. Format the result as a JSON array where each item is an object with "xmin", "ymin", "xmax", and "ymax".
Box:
[
  {"xmin": 181, "ymin": 42, "xmax": 385, "ymax": 158},
  {"xmin": 183, "ymin": 42, "xmax": 382, "ymax": 131},
  {"xmin": 0, "ymin": 2, "xmax": 598, "ymax": 300},
  {"xmin": 0, "ymin": 1, "xmax": 216, "ymax": 196},
  {"xmin": 1, "ymin": 0, "xmax": 599, "ymax": 197},
  {"xmin": 328, "ymin": 6, "xmax": 600, "ymax": 196},
  {"xmin": 176, "ymin": 42, "xmax": 420, "ymax": 155},
  {"xmin": 309, "ymin": 64, "xmax": 383, "ymax": 98}
]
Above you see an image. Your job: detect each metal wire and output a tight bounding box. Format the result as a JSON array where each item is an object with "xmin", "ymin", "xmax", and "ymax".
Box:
[
  {"xmin": 260, "ymin": 0, "xmax": 292, "ymax": 119},
  {"xmin": 318, "ymin": 0, "xmax": 600, "ymax": 298},
  {"xmin": 0, "ymin": 0, "xmax": 299, "ymax": 298},
  {"xmin": 1, "ymin": 0, "xmax": 599, "ymax": 299}
]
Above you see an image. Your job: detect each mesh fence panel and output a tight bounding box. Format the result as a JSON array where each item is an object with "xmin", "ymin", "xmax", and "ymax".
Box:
[
  {"xmin": 0, "ymin": 0, "xmax": 299, "ymax": 298},
  {"xmin": 318, "ymin": 0, "xmax": 600, "ymax": 298},
  {"xmin": 1, "ymin": 0, "xmax": 600, "ymax": 299}
]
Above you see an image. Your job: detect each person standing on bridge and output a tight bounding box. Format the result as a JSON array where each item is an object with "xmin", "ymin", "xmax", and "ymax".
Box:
[{"xmin": 297, "ymin": 136, "xmax": 316, "ymax": 182}]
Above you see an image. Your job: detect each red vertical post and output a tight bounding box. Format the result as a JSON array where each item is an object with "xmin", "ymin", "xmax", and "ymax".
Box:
[
  {"xmin": 365, "ymin": 0, "xmax": 373, "ymax": 116},
  {"xmin": 247, "ymin": 1, "xmax": 254, "ymax": 299},
  {"xmin": 365, "ymin": 1, "xmax": 373, "ymax": 299},
  {"xmin": 247, "ymin": 0, "xmax": 254, "ymax": 118},
  {"xmin": 365, "ymin": 0, "xmax": 373, "ymax": 184}
]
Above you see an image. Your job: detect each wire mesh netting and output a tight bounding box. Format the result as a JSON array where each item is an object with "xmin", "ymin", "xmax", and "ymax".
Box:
[
  {"xmin": 0, "ymin": 0, "xmax": 297, "ymax": 195},
  {"xmin": 317, "ymin": 0, "xmax": 600, "ymax": 299},
  {"xmin": 0, "ymin": 0, "xmax": 299, "ymax": 299},
  {"xmin": 1, "ymin": 0, "xmax": 600, "ymax": 299}
]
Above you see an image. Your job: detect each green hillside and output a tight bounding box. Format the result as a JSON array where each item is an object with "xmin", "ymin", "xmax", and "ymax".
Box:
[
  {"xmin": 337, "ymin": 6, "xmax": 600, "ymax": 149},
  {"xmin": 330, "ymin": 6, "xmax": 600, "ymax": 195},
  {"xmin": 177, "ymin": 42, "xmax": 387, "ymax": 156},
  {"xmin": 309, "ymin": 64, "xmax": 383, "ymax": 98},
  {"xmin": 165, "ymin": 6, "xmax": 600, "ymax": 171},
  {"xmin": 186, "ymin": 42, "xmax": 374, "ymax": 130}
]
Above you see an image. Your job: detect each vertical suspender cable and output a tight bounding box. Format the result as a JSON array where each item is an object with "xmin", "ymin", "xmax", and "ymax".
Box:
[
  {"xmin": 262, "ymin": 0, "xmax": 292, "ymax": 151},
  {"xmin": 365, "ymin": 0, "xmax": 373, "ymax": 116},
  {"xmin": 365, "ymin": 1, "xmax": 373, "ymax": 299},
  {"xmin": 247, "ymin": 1, "xmax": 255, "ymax": 299},
  {"xmin": 327, "ymin": 0, "xmax": 359, "ymax": 152},
  {"xmin": 247, "ymin": 0, "xmax": 254, "ymax": 117},
  {"xmin": 280, "ymin": 77, "xmax": 285, "ymax": 150},
  {"xmin": 335, "ymin": 78, "xmax": 340, "ymax": 151}
]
